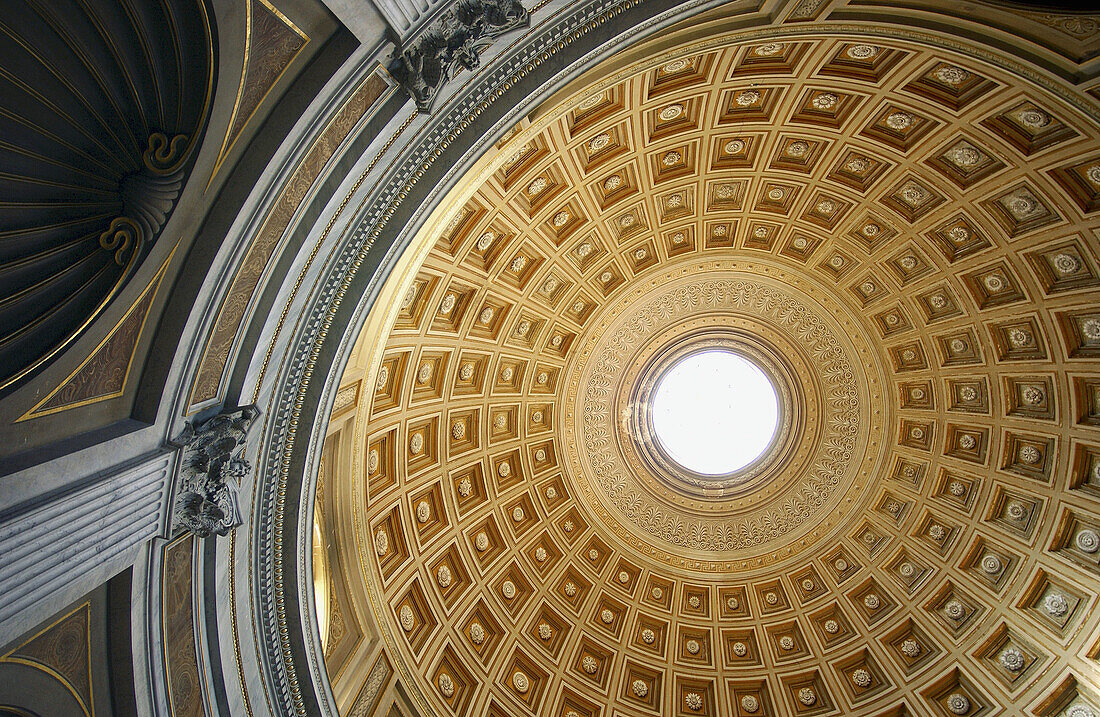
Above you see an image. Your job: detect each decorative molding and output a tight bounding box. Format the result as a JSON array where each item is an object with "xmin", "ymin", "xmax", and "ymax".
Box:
[
  {"xmin": 171, "ymin": 406, "xmax": 260, "ymax": 538},
  {"xmin": 347, "ymin": 651, "xmax": 392, "ymax": 716},
  {"xmin": 18, "ymin": 246, "xmax": 176, "ymax": 421},
  {"xmin": 210, "ymin": 0, "xmax": 310, "ymax": 182},
  {"xmin": 330, "ymin": 380, "xmax": 360, "ymax": 419},
  {"xmin": 189, "ymin": 71, "xmax": 391, "ymax": 409},
  {"xmin": 161, "ymin": 535, "xmax": 206, "ymax": 717},
  {"xmin": 387, "ymin": 0, "xmax": 530, "ymax": 112},
  {"xmin": 0, "ymin": 602, "xmax": 92, "ymax": 714},
  {"xmin": 0, "ymin": 450, "xmax": 174, "ymax": 647}
]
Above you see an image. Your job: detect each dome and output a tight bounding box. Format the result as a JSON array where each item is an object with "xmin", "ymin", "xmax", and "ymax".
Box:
[
  {"xmin": 319, "ymin": 15, "xmax": 1100, "ymax": 717},
  {"xmin": 6, "ymin": 1, "xmax": 1098, "ymax": 715}
]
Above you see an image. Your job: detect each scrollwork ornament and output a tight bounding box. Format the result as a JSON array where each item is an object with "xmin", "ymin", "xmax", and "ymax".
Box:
[
  {"xmin": 98, "ymin": 216, "xmax": 144, "ymax": 268},
  {"xmin": 142, "ymin": 131, "xmax": 190, "ymax": 174}
]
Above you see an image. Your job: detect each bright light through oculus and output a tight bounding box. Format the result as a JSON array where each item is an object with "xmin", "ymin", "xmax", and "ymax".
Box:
[{"xmin": 652, "ymin": 350, "xmax": 779, "ymax": 475}]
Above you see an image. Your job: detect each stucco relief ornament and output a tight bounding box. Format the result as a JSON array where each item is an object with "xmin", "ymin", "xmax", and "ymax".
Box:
[
  {"xmin": 786, "ymin": 140, "xmax": 809, "ymax": 157},
  {"xmin": 1044, "ymin": 592, "xmax": 1069, "ymax": 617},
  {"xmin": 847, "ymin": 44, "xmax": 878, "ymax": 58},
  {"xmin": 1000, "ymin": 647, "xmax": 1025, "ymax": 672},
  {"xmin": 1075, "ymin": 528, "xmax": 1100, "ymax": 553},
  {"xmin": 660, "ymin": 104, "xmax": 684, "ymax": 120},
  {"xmin": 685, "ymin": 692, "xmax": 703, "ymax": 711},
  {"xmin": 935, "ymin": 65, "xmax": 970, "ymax": 85},
  {"xmin": 375, "ymin": 529, "xmax": 388, "ymax": 556},
  {"xmin": 437, "ymin": 672, "xmax": 455, "ymax": 698},
  {"xmin": 388, "ymin": 0, "xmax": 529, "ymax": 113},
  {"xmin": 171, "ymin": 405, "xmax": 259, "ymax": 538},
  {"xmin": 741, "ymin": 695, "xmax": 760, "ymax": 712},
  {"xmin": 1053, "ymin": 253, "xmax": 1080, "ymax": 274},
  {"xmin": 476, "ymin": 231, "xmax": 495, "ymax": 251},
  {"xmin": 946, "ymin": 694, "xmax": 970, "ymax": 715},
  {"xmin": 1019, "ymin": 445, "xmax": 1042, "ymax": 464},
  {"xmin": 399, "ymin": 604, "xmax": 415, "ymax": 632},
  {"xmin": 886, "ymin": 112, "xmax": 914, "ymax": 130},
  {"xmin": 901, "ymin": 639, "xmax": 921, "ymax": 657},
  {"xmin": 946, "ymin": 144, "xmax": 982, "ymax": 168},
  {"xmin": 631, "ymin": 680, "xmax": 648, "ymax": 698},
  {"xmin": 798, "ymin": 688, "xmax": 817, "ymax": 706},
  {"xmin": 439, "ymin": 293, "xmax": 457, "ymax": 314},
  {"xmin": 574, "ymin": 276, "xmax": 867, "ymax": 560},
  {"xmin": 1006, "ymin": 190, "xmax": 1040, "ymax": 219},
  {"xmin": 736, "ymin": 90, "xmax": 761, "ymax": 106}
]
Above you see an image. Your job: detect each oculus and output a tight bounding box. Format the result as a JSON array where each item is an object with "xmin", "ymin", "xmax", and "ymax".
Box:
[{"xmin": 651, "ymin": 350, "xmax": 778, "ymax": 475}]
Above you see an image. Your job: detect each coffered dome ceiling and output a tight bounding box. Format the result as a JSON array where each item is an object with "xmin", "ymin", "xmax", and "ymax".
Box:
[{"xmin": 325, "ymin": 18, "xmax": 1100, "ymax": 717}]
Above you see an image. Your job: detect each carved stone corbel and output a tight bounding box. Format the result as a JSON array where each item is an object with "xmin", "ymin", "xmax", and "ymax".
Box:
[
  {"xmin": 170, "ymin": 406, "xmax": 260, "ymax": 538},
  {"xmin": 388, "ymin": 0, "xmax": 529, "ymax": 113}
]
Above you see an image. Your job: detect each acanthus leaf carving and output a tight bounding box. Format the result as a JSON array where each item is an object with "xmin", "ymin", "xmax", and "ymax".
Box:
[
  {"xmin": 171, "ymin": 405, "xmax": 260, "ymax": 538},
  {"xmin": 388, "ymin": 0, "xmax": 529, "ymax": 113}
]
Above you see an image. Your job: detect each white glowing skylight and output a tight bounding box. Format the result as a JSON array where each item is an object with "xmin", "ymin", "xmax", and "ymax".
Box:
[{"xmin": 651, "ymin": 350, "xmax": 779, "ymax": 475}]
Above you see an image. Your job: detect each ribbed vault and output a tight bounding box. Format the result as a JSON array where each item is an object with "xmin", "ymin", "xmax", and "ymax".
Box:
[{"xmin": 324, "ymin": 18, "xmax": 1100, "ymax": 717}]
